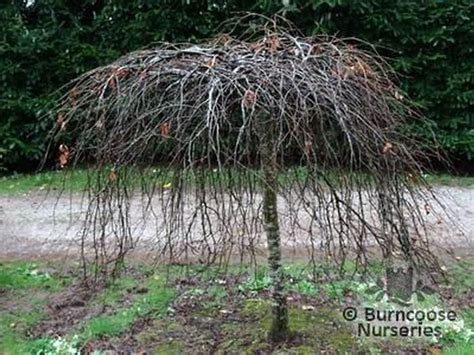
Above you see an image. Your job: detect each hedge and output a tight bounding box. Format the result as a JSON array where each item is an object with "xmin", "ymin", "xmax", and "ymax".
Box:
[{"xmin": 1, "ymin": 0, "xmax": 472, "ymax": 172}]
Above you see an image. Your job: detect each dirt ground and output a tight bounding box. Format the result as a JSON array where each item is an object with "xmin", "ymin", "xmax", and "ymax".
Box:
[
  {"xmin": 0, "ymin": 186, "xmax": 473, "ymax": 260},
  {"xmin": 1, "ymin": 185, "xmax": 473, "ymax": 353}
]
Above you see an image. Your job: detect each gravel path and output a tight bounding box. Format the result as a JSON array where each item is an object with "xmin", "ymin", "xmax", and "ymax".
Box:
[{"xmin": 0, "ymin": 186, "xmax": 473, "ymax": 260}]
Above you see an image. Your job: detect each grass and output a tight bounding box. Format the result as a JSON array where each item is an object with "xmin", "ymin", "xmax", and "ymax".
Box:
[
  {"xmin": 0, "ymin": 261, "xmax": 472, "ymax": 354},
  {"xmin": 79, "ymin": 275, "xmax": 176, "ymax": 341},
  {"xmin": 1, "ymin": 168, "xmax": 472, "ymax": 196},
  {"xmin": 0, "ymin": 261, "xmax": 69, "ymax": 354},
  {"xmin": 92, "ymin": 276, "xmax": 138, "ymax": 307},
  {"xmin": 0, "ymin": 308, "xmax": 46, "ymax": 354},
  {"xmin": 0, "ymin": 262, "xmax": 65, "ymax": 291},
  {"xmin": 0, "ymin": 169, "xmax": 90, "ymax": 195},
  {"xmin": 448, "ymin": 260, "xmax": 474, "ymax": 296},
  {"xmin": 425, "ymin": 174, "xmax": 474, "ymax": 187}
]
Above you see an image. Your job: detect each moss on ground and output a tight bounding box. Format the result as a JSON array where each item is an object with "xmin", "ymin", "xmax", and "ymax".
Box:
[{"xmin": 1, "ymin": 261, "xmax": 472, "ymax": 354}]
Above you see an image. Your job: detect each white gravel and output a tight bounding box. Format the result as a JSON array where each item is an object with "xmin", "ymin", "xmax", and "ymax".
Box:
[{"xmin": 0, "ymin": 186, "xmax": 472, "ymax": 260}]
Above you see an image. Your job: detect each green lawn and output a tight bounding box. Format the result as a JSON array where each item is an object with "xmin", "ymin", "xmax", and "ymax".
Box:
[
  {"xmin": 0, "ymin": 170, "xmax": 90, "ymax": 195},
  {"xmin": 1, "ymin": 168, "xmax": 472, "ymax": 196}
]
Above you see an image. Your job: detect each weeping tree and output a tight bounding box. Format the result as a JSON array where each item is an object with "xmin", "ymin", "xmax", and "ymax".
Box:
[{"xmin": 49, "ymin": 17, "xmax": 444, "ymax": 341}]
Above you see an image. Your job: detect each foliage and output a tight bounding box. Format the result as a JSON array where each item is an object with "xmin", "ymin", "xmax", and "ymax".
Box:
[
  {"xmin": 27, "ymin": 336, "xmax": 80, "ymax": 355},
  {"xmin": 1, "ymin": 0, "xmax": 472, "ymax": 173}
]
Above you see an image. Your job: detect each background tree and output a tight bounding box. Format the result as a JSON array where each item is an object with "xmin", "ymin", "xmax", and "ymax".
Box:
[{"xmin": 1, "ymin": 0, "xmax": 472, "ymax": 173}]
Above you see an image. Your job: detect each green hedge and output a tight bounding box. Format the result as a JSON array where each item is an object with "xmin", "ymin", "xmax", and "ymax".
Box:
[{"xmin": 1, "ymin": 0, "xmax": 472, "ymax": 172}]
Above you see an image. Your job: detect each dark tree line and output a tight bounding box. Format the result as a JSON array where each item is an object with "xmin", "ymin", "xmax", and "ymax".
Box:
[{"xmin": 1, "ymin": 0, "xmax": 473, "ymax": 173}]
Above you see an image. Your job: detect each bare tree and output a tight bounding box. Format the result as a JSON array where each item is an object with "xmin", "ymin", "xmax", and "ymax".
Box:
[{"xmin": 49, "ymin": 16, "xmax": 444, "ymax": 341}]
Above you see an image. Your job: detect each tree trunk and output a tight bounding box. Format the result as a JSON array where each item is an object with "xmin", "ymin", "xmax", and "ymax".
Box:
[{"xmin": 260, "ymin": 116, "xmax": 289, "ymax": 342}]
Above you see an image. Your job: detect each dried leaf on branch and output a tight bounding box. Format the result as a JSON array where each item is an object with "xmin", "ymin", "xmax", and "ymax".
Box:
[
  {"xmin": 58, "ymin": 144, "xmax": 69, "ymax": 169},
  {"xmin": 49, "ymin": 16, "xmax": 447, "ymax": 283}
]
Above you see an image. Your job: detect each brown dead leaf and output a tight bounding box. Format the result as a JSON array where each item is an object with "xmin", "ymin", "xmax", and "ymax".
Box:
[
  {"xmin": 139, "ymin": 69, "xmax": 148, "ymax": 81},
  {"xmin": 304, "ymin": 139, "xmax": 312, "ymax": 156},
  {"xmin": 243, "ymin": 90, "xmax": 257, "ymax": 109},
  {"xmin": 58, "ymin": 144, "xmax": 70, "ymax": 169},
  {"xmin": 56, "ymin": 112, "xmax": 66, "ymax": 131},
  {"xmin": 160, "ymin": 122, "xmax": 171, "ymax": 138},
  {"xmin": 382, "ymin": 142, "xmax": 393, "ymax": 154},
  {"xmin": 205, "ymin": 56, "xmax": 218, "ymax": 68},
  {"xmin": 107, "ymin": 76, "xmax": 116, "ymax": 90},
  {"xmin": 250, "ymin": 41, "xmax": 264, "ymax": 53},
  {"xmin": 115, "ymin": 67, "xmax": 130, "ymax": 79},
  {"xmin": 343, "ymin": 66, "xmax": 354, "ymax": 80},
  {"xmin": 407, "ymin": 172, "xmax": 421, "ymax": 184},
  {"xmin": 92, "ymin": 86, "xmax": 100, "ymax": 95},
  {"xmin": 69, "ymin": 87, "xmax": 79, "ymax": 106},
  {"xmin": 109, "ymin": 170, "xmax": 118, "ymax": 182},
  {"xmin": 352, "ymin": 60, "xmax": 374, "ymax": 79},
  {"xmin": 311, "ymin": 45, "xmax": 323, "ymax": 55},
  {"xmin": 266, "ymin": 36, "xmax": 281, "ymax": 53},
  {"xmin": 214, "ymin": 34, "xmax": 232, "ymax": 46}
]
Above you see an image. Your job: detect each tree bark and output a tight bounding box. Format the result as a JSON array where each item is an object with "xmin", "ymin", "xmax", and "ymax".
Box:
[{"xmin": 260, "ymin": 116, "xmax": 289, "ymax": 342}]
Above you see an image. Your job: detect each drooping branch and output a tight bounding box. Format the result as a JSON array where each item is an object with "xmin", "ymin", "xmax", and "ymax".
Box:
[{"xmin": 48, "ymin": 17, "xmax": 447, "ymax": 286}]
